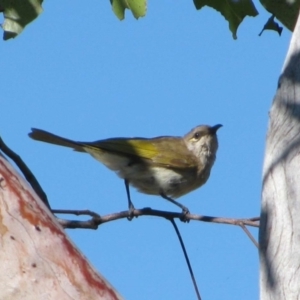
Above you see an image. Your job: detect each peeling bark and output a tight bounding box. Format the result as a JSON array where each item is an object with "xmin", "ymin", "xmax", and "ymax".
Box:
[
  {"xmin": 0, "ymin": 154, "xmax": 122, "ymax": 300},
  {"xmin": 260, "ymin": 11, "xmax": 300, "ymax": 300}
]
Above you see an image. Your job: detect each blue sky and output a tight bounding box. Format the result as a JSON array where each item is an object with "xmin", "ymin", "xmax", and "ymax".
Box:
[{"xmin": 1, "ymin": 1, "xmax": 291, "ymax": 299}]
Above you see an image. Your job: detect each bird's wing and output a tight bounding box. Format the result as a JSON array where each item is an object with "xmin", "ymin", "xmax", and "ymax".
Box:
[
  {"xmin": 150, "ymin": 137, "xmax": 198, "ymax": 169},
  {"xmin": 86, "ymin": 137, "xmax": 198, "ymax": 169}
]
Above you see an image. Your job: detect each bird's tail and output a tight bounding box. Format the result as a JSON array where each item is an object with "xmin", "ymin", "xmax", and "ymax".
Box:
[{"xmin": 29, "ymin": 128, "xmax": 85, "ymax": 152}]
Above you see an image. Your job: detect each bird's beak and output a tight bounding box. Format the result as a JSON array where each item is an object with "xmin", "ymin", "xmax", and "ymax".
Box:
[{"xmin": 210, "ymin": 124, "xmax": 223, "ymax": 134}]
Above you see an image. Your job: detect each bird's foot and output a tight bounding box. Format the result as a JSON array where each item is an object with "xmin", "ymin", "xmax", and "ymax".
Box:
[
  {"xmin": 127, "ymin": 203, "xmax": 135, "ymax": 221},
  {"xmin": 180, "ymin": 206, "xmax": 190, "ymax": 223}
]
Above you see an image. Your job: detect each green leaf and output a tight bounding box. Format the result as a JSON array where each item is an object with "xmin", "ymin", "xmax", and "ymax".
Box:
[
  {"xmin": 110, "ymin": 0, "xmax": 147, "ymax": 20},
  {"xmin": 260, "ymin": 0, "xmax": 300, "ymax": 31},
  {"xmin": 193, "ymin": 0, "xmax": 258, "ymax": 39},
  {"xmin": 0, "ymin": 0, "xmax": 43, "ymax": 40},
  {"xmin": 258, "ymin": 15, "xmax": 283, "ymax": 36}
]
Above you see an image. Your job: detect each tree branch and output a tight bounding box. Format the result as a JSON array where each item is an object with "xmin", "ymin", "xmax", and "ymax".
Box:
[
  {"xmin": 53, "ymin": 207, "xmax": 259, "ymax": 229},
  {"xmin": 0, "ymin": 136, "xmax": 50, "ymax": 209}
]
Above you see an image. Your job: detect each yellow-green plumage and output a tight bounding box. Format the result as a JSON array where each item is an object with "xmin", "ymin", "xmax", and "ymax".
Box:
[{"xmin": 85, "ymin": 137, "xmax": 198, "ymax": 168}]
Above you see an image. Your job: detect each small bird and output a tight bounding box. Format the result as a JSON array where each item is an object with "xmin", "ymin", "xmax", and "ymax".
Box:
[{"xmin": 29, "ymin": 125, "xmax": 222, "ymax": 218}]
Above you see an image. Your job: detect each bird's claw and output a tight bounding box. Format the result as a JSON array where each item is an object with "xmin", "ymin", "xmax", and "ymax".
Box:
[
  {"xmin": 127, "ymin": 204, "xmax": 135, "ymax": 221},
  {"xmin": 180, "ymin": 207, "xmax": 190, "ymax": 223}
]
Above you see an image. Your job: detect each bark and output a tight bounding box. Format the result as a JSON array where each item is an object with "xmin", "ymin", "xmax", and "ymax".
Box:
[
  {"xmin": 0, "ymin": 154, "xmax": 123, "ymax": 300},
  {"xmin": 260, "ymin": 11, "xmax": 300, "ymax": 300}
]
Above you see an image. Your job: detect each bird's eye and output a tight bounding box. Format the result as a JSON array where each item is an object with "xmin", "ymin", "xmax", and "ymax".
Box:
[{"xmin": 194, "ymin": 132, "xmax": 200, "ymax": 139}]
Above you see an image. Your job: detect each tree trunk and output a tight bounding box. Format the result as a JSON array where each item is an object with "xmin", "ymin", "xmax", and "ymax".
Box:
[
  {"xmin": 260, "ymin": 11, "xmax": 300, "ymax": 300},
  {"xmin": 0, "ymin": 154, "xmax": 122, "ymax": 300}
]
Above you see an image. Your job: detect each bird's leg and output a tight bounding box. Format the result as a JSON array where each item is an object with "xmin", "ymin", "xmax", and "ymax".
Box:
[
  {"xmin": 160, "ymin": 193, "xmax": 190, "ymax": 220},
  {"xmin": 124, "ymin": 179, "xmax": 135, "ymax": 220}
]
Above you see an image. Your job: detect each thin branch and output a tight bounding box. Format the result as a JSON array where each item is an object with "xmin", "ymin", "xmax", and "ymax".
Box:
[
  {"xmin": 248, "ymin": 216, "xmax": 260, "ymax": 221},
  {"xmin": 239, "ymin": 223, "xmax": 259, "ymax": 248},
  {"xmin": 169, "ymin": 218, "xmax": 202, "ymax": 300},
  {"xmin": 55, "ymin": 209, "xmax": 101, "ymax": 218},
  {"xmin": 0, "ymin": 136, "xmax": 50, "ymax": 209},
  {"xmin": 53, "ymin": 207, "xmax": 260, "ymax": 229}
]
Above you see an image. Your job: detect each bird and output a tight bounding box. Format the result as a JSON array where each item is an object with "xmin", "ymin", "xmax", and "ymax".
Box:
[{"xmin": 29, "ymin": 124, "xmax": 222, "ymax": 219}]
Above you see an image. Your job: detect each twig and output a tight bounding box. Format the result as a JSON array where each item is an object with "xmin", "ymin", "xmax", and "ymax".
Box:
[
  {"xmin": 53, "ymin": 207, "xmax": 259, "ymax": 229},
  {"xmin": 169, "ymin": 218, "xmax": 201, "ymax": 300},
  {"xmin": 248, "ymin": 216, "xmax": 260, "ymax": 221},
  {"xmin": 54, "ymin": 209, "xmax": 101, "ymax": 218},
  {"xmin": 0, "ymin": 136, "xmax": 51, "ymax": 209},
  {"xmin": 239, "ymin": 223, "xmax": 259, "ymax": 248}
]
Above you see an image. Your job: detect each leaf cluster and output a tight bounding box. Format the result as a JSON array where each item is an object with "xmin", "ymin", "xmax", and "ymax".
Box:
[{"xmin": 0, "ymin": 0, "xmax": 296, "ymax": 40}]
